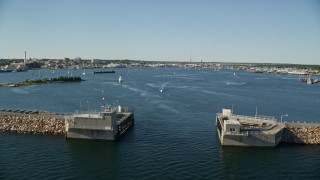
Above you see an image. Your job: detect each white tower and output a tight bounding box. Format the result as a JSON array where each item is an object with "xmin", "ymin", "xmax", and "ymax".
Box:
[{"xmin": 24, "ymin": 51, "xmax": 27, "ymax": 65}]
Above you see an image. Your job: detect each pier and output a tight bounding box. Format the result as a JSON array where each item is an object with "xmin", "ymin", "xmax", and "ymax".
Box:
[{"xmin": 216, "ymin": 109, "xmax": 320, "ymax": 147}]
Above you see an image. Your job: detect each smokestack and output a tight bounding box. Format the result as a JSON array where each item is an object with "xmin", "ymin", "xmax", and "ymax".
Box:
[{"xmin": 24, "ymin": 51, "xmax": 26, "ymax": 65}]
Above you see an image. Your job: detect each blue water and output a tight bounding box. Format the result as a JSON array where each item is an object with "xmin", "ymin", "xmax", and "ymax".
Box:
[{"xmin": 1, "ymin": 68, "xmax": 320, "ymax": 179}]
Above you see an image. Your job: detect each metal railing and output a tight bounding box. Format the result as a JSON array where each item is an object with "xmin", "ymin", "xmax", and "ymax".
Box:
[
  {"xmin": 230, "ymin": 114, "xmax": 276, "ymax": 122},
  {"xmin": 68, "ymin": 122, "xmax": 113, "ymax": 130},
  {"xmin": 217, "ymin": 113, "xmax": 276, "ymax": 121}
]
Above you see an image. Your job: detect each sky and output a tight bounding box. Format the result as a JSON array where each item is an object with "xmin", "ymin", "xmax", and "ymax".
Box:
[{"xmin": 0, "ymin": 0, "xmax": 319, "ymax": 64}]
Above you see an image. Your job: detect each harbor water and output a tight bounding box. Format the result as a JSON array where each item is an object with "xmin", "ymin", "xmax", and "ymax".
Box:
[{"xmin": 1, "ymin": 68, "xmax": 320, "ymax": 179}]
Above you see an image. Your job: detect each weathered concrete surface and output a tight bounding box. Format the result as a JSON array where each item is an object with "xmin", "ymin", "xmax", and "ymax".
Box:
[{"xmin": 0, "ymin": 110, "xmax": 65, "ymax": 135}]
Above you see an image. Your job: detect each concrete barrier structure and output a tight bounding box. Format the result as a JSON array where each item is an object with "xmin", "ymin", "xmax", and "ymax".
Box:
[
  {"xmin": 216, "ymin": 109, "xmax": 284, "ymax": 147},
  {"xmin": 65, "ymin": 105, "xmax": 134, "ymax": 141},
  {"xmin": 216, "ymin": 109, "xmax": 320, "ymax": 147}
]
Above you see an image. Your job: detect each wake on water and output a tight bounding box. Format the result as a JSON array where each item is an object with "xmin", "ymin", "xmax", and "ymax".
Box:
[
  {"xmin": 11, "ymin": 88, "xmax": 29, "ymax": 95},
  {"xmin": 225, "ymin": 81, "xmax": 247, "ymax": 86},
  {"xmin": 255, "ymin": 77, "xmax": 269, "ymax": 80}
]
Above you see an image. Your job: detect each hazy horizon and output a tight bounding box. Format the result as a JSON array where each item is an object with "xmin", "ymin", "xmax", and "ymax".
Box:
[{"xmin": 1, "ymin": 0, "xmax": 319, "ymax": 64}]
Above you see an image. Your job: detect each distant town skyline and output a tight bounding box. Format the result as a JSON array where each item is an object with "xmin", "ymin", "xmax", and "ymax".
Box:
[{"xmin": 0, "ymin": 0, "xmax": 319, "ymax": 65}]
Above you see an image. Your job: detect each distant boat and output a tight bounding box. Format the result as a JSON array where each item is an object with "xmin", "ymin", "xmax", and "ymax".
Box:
[
  {"xmin": 119, "ymin": 75, "xmax": 123, "ymax": 84},
  {"xmin": 82, "ymin": 69, "xmax": 86, "ymax": 75},
  {"xmin": 94, "ymin": 70, "xmax": 115, "ymax": 74},
  {"xmin": 234, "ymin": 72, "xmax": 236, "ymax": 76},
  {"xmin": 160, "ymin": 88, "xmax": 164, "ymax": 93},
  {"xmin": 0, "ymin": 69, "xmax": 13, "ymax": 73}
]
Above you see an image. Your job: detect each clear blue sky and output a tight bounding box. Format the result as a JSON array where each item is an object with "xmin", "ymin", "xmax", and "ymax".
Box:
[{"xmin": 0, "ymin": 0, "xmax": 319, "ymax": 64}]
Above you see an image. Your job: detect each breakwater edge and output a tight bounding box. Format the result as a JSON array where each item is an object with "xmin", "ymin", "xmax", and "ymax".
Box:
[
  {"xmin": 0, "ymin": 109, "xmax": 65, "ymax": 135},
  {"xmin": 281, "ymin": 122, "xmax": 320, "ymax": 144},
  {"xmin": 2, "ymin": 108, "xmax": 320, "ymax": 145}
]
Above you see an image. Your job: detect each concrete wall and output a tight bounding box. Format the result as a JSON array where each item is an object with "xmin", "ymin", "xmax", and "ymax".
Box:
[
  {"xmin": 224, "ymin": 123, "xmax": 240, "ymax": 134},
  {"xmin": 222, "ymin": 133, "xmax": 276, "ymax": 147},
  {"xmin": 74, "ymin": 117, "xmax": 112, "ymax": 129},
  {"xmin": 67, "ymin": 128, "xmax": 116, "ymax": 140}
]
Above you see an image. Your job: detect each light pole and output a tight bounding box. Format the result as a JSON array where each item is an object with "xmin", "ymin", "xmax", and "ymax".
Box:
[
  {"xmin": 281, "ymin": 114, "xmax": 288, "ymax": 123},
  {"xmin": 86, "ymin": 100, "xmax": 89, "ymax": 112},
  {"xmin": 255, "ymin": 106, "xmax": 258, "ymax": 118}
]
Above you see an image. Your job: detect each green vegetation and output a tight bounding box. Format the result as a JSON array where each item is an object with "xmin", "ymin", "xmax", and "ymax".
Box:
[
  {"xmin": 1, "ymin": 76, "xmax": 83, "ymax": 87},
  {"xmin": 253, "ymin": 63, "xmax": 320, "ymax": 70}
]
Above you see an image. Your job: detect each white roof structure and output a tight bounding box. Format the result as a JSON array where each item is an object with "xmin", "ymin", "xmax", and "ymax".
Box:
[{"xmin": 224, "ymin": 120, "xmax": 240, "ymax": 125}]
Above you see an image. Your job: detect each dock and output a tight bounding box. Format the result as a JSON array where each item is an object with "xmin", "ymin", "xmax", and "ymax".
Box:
[{"xmin": 216, "ymin": 109, "xmax": 320, "ymax": 147}]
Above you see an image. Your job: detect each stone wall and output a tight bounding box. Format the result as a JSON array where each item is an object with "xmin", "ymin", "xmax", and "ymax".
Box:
[
  {"xmin": 0, "ymin": 113, "xmax": 65, "ymax": 135},
  {"xmin": 281, "ymin": 126, "xmax": 320, "ymax": 144}
]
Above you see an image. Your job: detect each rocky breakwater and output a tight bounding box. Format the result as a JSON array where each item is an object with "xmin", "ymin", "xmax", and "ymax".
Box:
[
  {"xmin": 281, "ymin": 123, "xmax": 320, "ymax": 144},
  {"xmin": 0, "ymin": 109, "xmax": 65, "ymax": 135}
]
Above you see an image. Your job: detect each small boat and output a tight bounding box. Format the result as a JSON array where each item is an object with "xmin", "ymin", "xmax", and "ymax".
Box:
[
  {"xmin": 82, "ymin": 69, "xmax": 86, "ymax": 75},
  {"xmin": 94, "ymin": 70, "xmax": 115, "ymax": 74},
  {"xmin": 119, "ymin": 75, "xmax": 123, "ymax": 84}
]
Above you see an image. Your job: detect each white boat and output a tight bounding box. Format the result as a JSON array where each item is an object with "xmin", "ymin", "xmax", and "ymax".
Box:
[
  {"xmin": 82, "ymin": 69, "xmax": 86, "ymax": 75},
  {"xmin": 119, "ymin": 75, "xmax": 123, "ymax": 84},
  {"xmin": 288, "ymin": 71, "xmax": 308, "ymax": 75}
]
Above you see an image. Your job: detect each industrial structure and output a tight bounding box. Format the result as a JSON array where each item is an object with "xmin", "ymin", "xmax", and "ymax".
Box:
[
  {"xmin": 65, "ymin": 105, "xmax": 134, "ymax": 140},
  {"xmin": 216, "ymin": 109, "xmax": 285, "ymax": 147}
]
